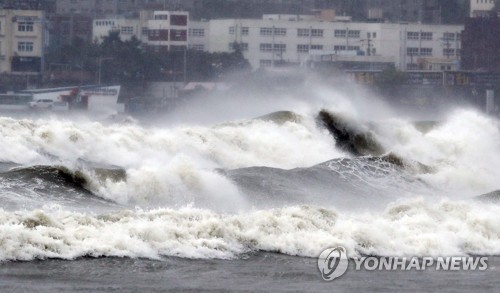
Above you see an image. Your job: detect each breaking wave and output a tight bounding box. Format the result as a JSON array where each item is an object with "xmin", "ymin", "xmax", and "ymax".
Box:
[
  {"xmin": 0, "ymin": 199, "xmax": 499, "ymax": 262},
  {"xmin": 0, "ymin": 106, "xmax": 500, "ymax": 261}
]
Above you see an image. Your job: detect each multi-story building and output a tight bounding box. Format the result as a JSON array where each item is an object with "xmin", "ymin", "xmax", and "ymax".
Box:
[
  {"xmin": 0, "ymin": 0, "xmax": 48, "ymax": 11},
  {"xmin": 470, "ymin": 0, "xmax": 496, "ymax": 17},
  {"xmin": 461, "ymin": 16, "xmax": 500, "ymax": 72},
  {"xmin": 365, "ymin": 0, "xmax": 442, "ymax": 23},
  {"xmin": 92, "ymin": 11, "xmax": 189, "ymax": 52},
  {"xmin": 189, "ymin": 14, "xmax": 463, "ymax": 71},
  {"xmin": 0, "ymin": 9, "xmax": 45, "ymax": 73}
]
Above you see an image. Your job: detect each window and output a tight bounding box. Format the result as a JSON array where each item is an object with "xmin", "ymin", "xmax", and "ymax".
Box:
[
  {"xmin": 407, "ymin": 47, "xmax": 419, "ymax": 56},
  {"xmin": 273, "ymin": 28, "xmax": 286, "ymax": 36},
  {"xmin": 334, "ymin": 30, "xmax": 346, "ymax": 38},
  {"xmin": 407, "ymin": 31, "xmax": 419, "ymax": 40},
  {"xmin": 170, "ymin": 29, "xmax": 187, "ymax": 41},
  {"xmin": 154, "ymin": 14, "xmax": 168, "ymax": 20},
  {"xmin": 260, "ymin": 59, "xmax": 272, "ymax": 67},
  {"xmin": 443, "ymin": 48, "xmax": 455, "ymax": 57},
  {"xmin": 297, "ymin": 44, "xmax": 309, "ymax": 53},
  {"xmin": 18, "ymin": 42, "xmax": 33, "ymax": 52},
  {"xmin": 273, "ymin": 43, "xmax": 286, "ymax": 52},
  {"xmin": 190, "ymin": 44, "xmax": 204, "ymax": 51},
  {"xmin": 347, "ymin": 46, "xmax": 360, "ymax": 51},
  {"xmin": 149, "ymin": 29, "xmax": 168, "ymax": 41},
  {"xmin": 170, "ymin": 15, "xmax": 187, "ymax": 26},
  {"xmin": 421, "ymin": 32, "xmax": 432, "ymax": 40},
  {"xmin": 347, "ymin": 30, "xmax": 360, "ymax": 38},
  {"xmin": 311, "ymin": 29, "xmax": 323, "ymax": 37},
  {"xmin": 260, "ymin": 27, "xmax": 286, "ymax": 36},
  {"xmin": 229, "ymin": 42, "xmax": 247, "ymax": 51},
  {"xmin": 120, "ymin": 26, "xmax": 133, "ymax": 34},
  {"xmin": 260, "ymin": 27, "xmax": 273, "ymax": 36},
  {"xmin": 190, "ymin": 28, "xmax": 204, "ymax": 37},
  {"xmin": 372, "ymin": 32, "xmax": 377, "ymax": 38},
  {"xmin": 18, "ymin": 21, "xmax": 34, "ymax": 32},
  {"xmin": 229, "ymin": 26, "xmax": 235, "ymax": 35},
  {"xmin": 297, "ymin": 28, "xmax": 310, "ymax": 37},
  {"xmin": 443, "ymin": 32, "xmax": 455, "ymax": 41},
  {"xmin": 239, "ymin": 43, "xmax": 248, "ymax": 51},
  {"xmin": 420, "ymin": 48, "xmax": 432, "ymax": 56},
  {"xmin": 241, "ymin": 27, "xmax": 249, "ymax": 35},
  {"xmin": 260, "ymin": 43, "xmax": 272, "ymax": 51},
  {"xmin": 310, "ymin": 44, "xmax": 323, "ymax": 50},
  {"xmin": 334, "ymin": 45, "xmax": 346, "ymax": 51}
]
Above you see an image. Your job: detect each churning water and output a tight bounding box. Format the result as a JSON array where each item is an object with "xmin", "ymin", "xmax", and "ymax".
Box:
[{"xmin": 0, "ymin": 85, "xmax": 499, "ymax": 291}]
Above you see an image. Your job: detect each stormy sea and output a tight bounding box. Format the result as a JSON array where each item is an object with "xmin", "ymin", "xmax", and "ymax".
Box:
[{"xmin": 0, "ymin": 83, "xmax": 499, "ymax": 292}]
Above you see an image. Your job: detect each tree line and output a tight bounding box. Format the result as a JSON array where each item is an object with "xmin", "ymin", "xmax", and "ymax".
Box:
[{"xmin": 45, "ymin": 32, "xmax": 251, "ymax": 86}]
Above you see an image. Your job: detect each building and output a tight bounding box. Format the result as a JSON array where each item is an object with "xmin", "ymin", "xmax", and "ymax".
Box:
[
  {"xmin": 0, "ymin": 0, "xmax": 49, "ymax": 11},
  {"xmin": 461, "ymin": 17, "xmax": 500, "ymax": 72},
  {"xmin": 364, "ymin": 0, "xmax": 442, "ymax": 23},
  {"xmin": 0, "ymin": 9, "xmax": 45, "ymax": 74},
  {"xmin": 470, "ymin": 0, "xmax": 496, "ymax": 17},
  {"xmin": 47, "ymin": 14, "xmax": 93, "ymax": 47},
  {"xmin": 92, "ymin": 11, "xmax": 189, "ymax": 52},
  {"xmin": 189, "ymin": 14, "xmax": 463, "ymax": 71}
]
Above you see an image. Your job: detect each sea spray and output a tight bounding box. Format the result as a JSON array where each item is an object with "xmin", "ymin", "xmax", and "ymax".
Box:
[{"xmin": 1, "ymin": 199, "xmax": 499, "ymax": 262}]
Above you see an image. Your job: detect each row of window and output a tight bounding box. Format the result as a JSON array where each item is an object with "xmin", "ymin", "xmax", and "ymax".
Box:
[
  {"xmin": 407, "ymin": 47, "xmax": 433, "ymax": 56},
  {"xmin": 148, "ymin": 29, "xmax": 187, "ymax": 41},
  {"xmin": 257, "ymin": 43, "xmax": 363, "ymax": 53},
  {"xmin": 193, "ymin": 43, "xmax": 455, "ymax": 58},
  {"xmin": 407, "ymin": 31, "xmax": 435, "ymax": 40},
  {"xmin": 190, "ymin": 28, "xmax": 205, "ymax": 37},
  {"xmin": 259, "ymin": 43, "xmax": 286, "ymax": 52},
  {"xmin": 224, "ymin": 27, "xmax": 369, "ymax": 38},
  {"xmin": 121, "ymin": 26, "xmax": 133, "ymax": 34},
  {"xmin": 442, "ymin": 32, "xmax": 461, "ymax": 41},
  {"xmin": 95, "ymin": 20, "xmax": 115, "ymax": 26}
]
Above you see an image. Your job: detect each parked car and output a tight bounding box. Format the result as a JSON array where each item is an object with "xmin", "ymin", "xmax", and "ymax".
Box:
[{"xmin": 29, "ymin": 99, "xmax": 54, "ymax": 109}]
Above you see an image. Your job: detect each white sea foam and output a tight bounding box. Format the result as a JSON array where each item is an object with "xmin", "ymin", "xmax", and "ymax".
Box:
[
  {"xmin": 0, "ymin": 199, "xmax": 499, "ymax": 261},
  {"xmin": 374, "ymin": 109, "xmax": 500, "ymax": 196},
  {"xmin": 0, "ymin": 116, "xmax": 339, "ymax": 207}
]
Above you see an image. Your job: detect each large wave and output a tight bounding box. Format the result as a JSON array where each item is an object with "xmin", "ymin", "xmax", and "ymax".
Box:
[{"xmin": 0, "ymin": 104, "xmax": 499, "ymax": 261}]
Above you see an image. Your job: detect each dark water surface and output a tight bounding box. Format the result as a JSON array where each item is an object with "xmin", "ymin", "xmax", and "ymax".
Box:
[{"xmin": 1, "ymin": 254, "xmax": 498, "ymax": 292}]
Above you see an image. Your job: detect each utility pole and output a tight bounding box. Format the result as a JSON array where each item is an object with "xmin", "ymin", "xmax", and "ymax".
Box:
[
  {"xmin": 183, "ymin": 47, "xmax": 187, "ymax": 83},
  {"xmin": 441, "ymin": 34, "xmax": 452, "ymax": 59},
  {"xmin": 97, "ymin": 57, "xmax": 113, "ymax": 85},
  {"xmin": 361, "ymin": 34, "xmax": 374, "ymax": 56}
]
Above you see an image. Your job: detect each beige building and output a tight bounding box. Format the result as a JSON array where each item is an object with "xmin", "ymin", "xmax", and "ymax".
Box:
[
  {"xmin": 189, "ymin": 15, "xmax": 463, "ymax": 71},
  {"xmin": 92, "ymin": 11, "xmax": 189, "ymax": 52},
  {"xmin": 0, "ymin": 9, "xmax": 44, "ymax": 74}
]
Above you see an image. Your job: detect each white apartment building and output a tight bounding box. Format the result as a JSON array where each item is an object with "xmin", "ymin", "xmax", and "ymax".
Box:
[
  {"xmin": 0, "ymin": 9, "xmax": 45, "ymax": 74},
  {"xmin": 92, "ymin": 10, "xmax": 189, "ymax": 52},
  {"xmin": 189, "ymin": 15, "xmax": 463, "ymax": 71},
  {"xmin": 470, "ymin": 0, "xmax": 496, "ymax": 17}
]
